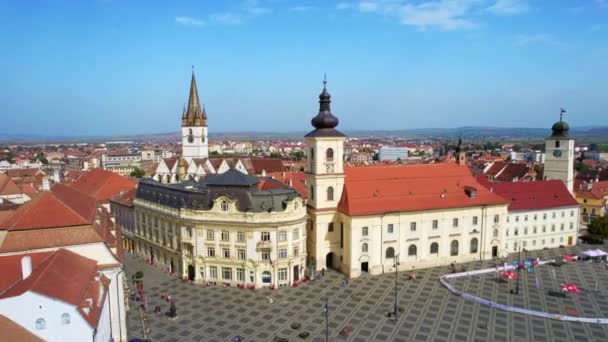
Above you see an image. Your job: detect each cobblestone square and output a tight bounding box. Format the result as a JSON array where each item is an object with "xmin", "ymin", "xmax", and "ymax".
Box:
[{"xmin": 126, "ymin": 243, "xmax": 608, "ymax": 341}]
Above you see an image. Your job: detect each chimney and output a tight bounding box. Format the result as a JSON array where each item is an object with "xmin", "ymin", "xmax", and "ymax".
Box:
[
  {"xmin": 261, "ymin": 169, "xmax": 266, "ymax": 177},
  {"xmin": 21, "ymin": 256, "xmax": 32, "ymax": 279},
  {"xmin": 289, "ymin": 179, "xmax": 293, "ymax": 187}
]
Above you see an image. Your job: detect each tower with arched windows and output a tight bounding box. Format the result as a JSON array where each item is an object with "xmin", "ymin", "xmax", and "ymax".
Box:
[
  {"xmin": 181, "ymin": 71, "xmax": 209, "ymax": 162},
  {"xmin": 305, "ymin": 78, "xmax": 346, "ymax": 272},
  {"xmin": 544, "ymin": 109, "xmax": 574, "ymax": 194}
]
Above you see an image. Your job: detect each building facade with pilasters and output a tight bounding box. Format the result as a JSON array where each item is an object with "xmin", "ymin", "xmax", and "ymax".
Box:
[{"xmin": 133, "ymin": 170, "xmax": 307, "ymax": 288}]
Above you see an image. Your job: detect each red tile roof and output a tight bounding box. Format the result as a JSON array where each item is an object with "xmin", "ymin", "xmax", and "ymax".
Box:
[
  {"xmin": 485, "ymin": 161, "xmax": 506, "ymax": 177},
  {"xmin": 0, "ymin": 174, "xmax": 21, "ymax": 196},
  {"xmin": 491, "ymin": 180, "xmax": 578, "ymax": 211},
  {"xmin": 248, "ymin": 158, "xmax": 286, "ymax": 174},
  {"xmin": 162, "ymin": 158, "xmax": 178, "ymax": 171},
  {"xmin": 575, "ymin": 180, "xmax": 608, "ymax": 200},
  {"xmin": 338, "ymin": 163, "xmax": 509, "ymax": 216},
  {"xmin": 0, "ymin": 315, "xmax": 44, "ymax": 342},
  {"xmin": 0, "ymin": 225, "xmax": 104, "ymax": 253},
  {"xmin": 0, "ymin": 251, "xmax": 53, "ymax": 293},
  {"xmin": 268, "ymin": 171, "xmax": 308, "ymax": 199},
  {"xmin": 52, "ymin": 183, "xmax": 97, "ymax": 222},
  {"xmin": 0, "ymin": 249, "xmax": 108, "ymax": 328},
  {"xmin": 70, "ymin": 168, "xmax": 137, "ymax": 202},
  {"xmin": 0, "ymin": 192, "xmax": 90, "ymax": 230},
  {"xmin": 6, "ymin": 169, "xmax": 42, "ymax": 178},
  {"xmin": 494, "ymin": 163, "xmax": 530, "ymax": 182},
  {"xmin": 109, "ymin": 187, "xmax": 137, "ymax": 207},
  {"xmin": 257, "ymin": 178, "xmax": 289, "ymax": 191}
]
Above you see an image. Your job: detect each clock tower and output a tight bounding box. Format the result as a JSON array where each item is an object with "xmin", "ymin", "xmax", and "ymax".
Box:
[
  {"xmin": 305, "ymin": 77, "xmax": 346, "ymax": 272},
  {"xmin": 181, "ymin": 70, "xmax": 209, "ymax": 162},
  {"xmin": 544, "ymin": 109, "xmax": 574, "ymax": 194}
]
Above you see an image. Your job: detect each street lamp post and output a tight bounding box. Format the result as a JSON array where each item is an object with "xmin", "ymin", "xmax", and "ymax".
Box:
[
  {"xmin": 324, "ymin": 296, "xmax": 329, "ymax": 342},
  {"xmin": 393, "ymin": 254, "xmax": 400, "ymax": 319},
  {"xmin": 515, "ymin": 243, "xmax": 521, "ymax": 295}
]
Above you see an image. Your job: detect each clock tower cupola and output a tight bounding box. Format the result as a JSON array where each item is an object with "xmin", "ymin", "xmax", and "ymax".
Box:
[{"xmin": 544, "ymin": 109, "xmax": 574, "ymax": 194}]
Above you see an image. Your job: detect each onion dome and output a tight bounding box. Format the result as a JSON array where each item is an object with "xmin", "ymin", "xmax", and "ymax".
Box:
[
  {"xmin": 550, "ymin": 109, "xmax": 570, "ymax": 138},
  {"xmin": 311, "ymin": 77, "xmax": 339, "ymax": 129}
]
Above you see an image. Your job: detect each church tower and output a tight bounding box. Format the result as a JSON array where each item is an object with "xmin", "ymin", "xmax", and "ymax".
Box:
[
  {"xmin": 181, "ymin": 71, "xmax": 209, "ymax": 162},
  {"xmin": 455, "ymin": 134, "xmax": 466, "ymax": 166},
  {"xmin": 544, "ymin": 109, "xmax": 574, "ymax": 194},
  {"xmin": 305, "ymin": 77, "xmax": 346, "ymax": 272}
]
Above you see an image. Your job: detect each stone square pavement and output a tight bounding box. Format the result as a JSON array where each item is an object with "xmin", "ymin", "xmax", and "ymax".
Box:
[{"xmin": 125, "ymin": 243, "xmax": 608, "ymax": 341}]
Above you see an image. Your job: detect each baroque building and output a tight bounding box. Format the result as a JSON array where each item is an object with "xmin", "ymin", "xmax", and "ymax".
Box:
[{"xmin": 133, "ymin": 170, "xmax": 307, "ymax": 288}]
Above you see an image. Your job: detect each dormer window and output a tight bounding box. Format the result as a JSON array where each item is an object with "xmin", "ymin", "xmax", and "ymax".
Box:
[
  {"xmin": 35, "ymin": 318, "xmax": 46, "ymax": 330},
  {"xmin": 220, "ymin": 201, "xmax": 229, "ymax": 212},
  {"xmin": 61, "ymin": 313, "xmax": 71, "ymax": 325}
]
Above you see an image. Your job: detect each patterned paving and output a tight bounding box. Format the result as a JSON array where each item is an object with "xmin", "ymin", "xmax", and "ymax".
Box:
[{"xmin": 126, "ymin": 242, "xmax": 608, "ymax": 341}]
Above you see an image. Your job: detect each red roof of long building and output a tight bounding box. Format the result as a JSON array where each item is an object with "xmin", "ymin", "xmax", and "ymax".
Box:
[
  {"xmin": 338, "ymin": 163, "xmax": 509, "ymax": 216},
  {"xmin": 0, "ymin": 174, "xmax": 21, "ymax": 196},
  {"xmin": 490, "ymin": 180, "xmax": 578, "ymax": 211},
  {"xmin": 70, "ymin": 168, "xmax": 137, "ymax": 202}
]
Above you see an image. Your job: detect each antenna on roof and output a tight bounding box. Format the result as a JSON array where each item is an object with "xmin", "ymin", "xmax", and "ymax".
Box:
[{"xmin": 323, "ymin": 73, "xmax": 327, "ymax": 89}]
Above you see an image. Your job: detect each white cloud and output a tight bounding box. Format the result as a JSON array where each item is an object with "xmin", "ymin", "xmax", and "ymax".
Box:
[
  {"xmin": 290, "ymin": 6, "xmax": 316, "ymax": 12},
  {"xmin": 243, "ymin": 0, "xmax": 272, "ymax": 15},
  {"xmin": 210, "ymin": 13, "xmax": 243, "ymax": 25},
  {"xmin": 514, "ymin": 33, "xmax": 561, "ymax": 46},
  {"xmin": 486, "ymin": 0, "xmax": 530, "ymax": 15},
  {"xmin": 359, "ymin": 1, "xmax": 381, "ymax": 13},
  {"xmin": 175, "ymin": 16, "xmax": 205, "ymax": 27}
]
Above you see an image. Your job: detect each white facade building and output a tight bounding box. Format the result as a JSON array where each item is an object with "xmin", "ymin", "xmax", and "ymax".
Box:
[{"xmin": 379, "ymin": 146, "xmax": 410, "ymax": 161}]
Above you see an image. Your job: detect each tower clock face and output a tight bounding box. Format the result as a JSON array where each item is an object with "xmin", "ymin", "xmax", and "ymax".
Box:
[
  {"xmin": 326, "ymin": 163, "xmax": 334, "ymax": 173},
  {"xmin": 553, "ymin": 150, "xmax": 562, "ymax": 158}
]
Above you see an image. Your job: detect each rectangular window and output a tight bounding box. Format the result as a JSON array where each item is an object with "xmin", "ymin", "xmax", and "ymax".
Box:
[
  {"xmin": 524, "ymin": 227, "xmax": 528, "ymax": 235},
  {"xmin": 555, "ymin": 140, "xmax": 560, "ymax": 148},
  {"xmin": 221, "ymin": 231, "xmax": 230, "ymax": 241},
  {"xmin": 293, "ymin": 246, "xmax": 299, "ymax": 257},
  {"xmin": 561, "ymin": 211, "xmax": 565, "ymax": 218},
  {"xmin": 279, "ymin": 249, "xmax": 287, "ymax": 259},
  {"xmin": 237, "ymin": 232, "xmax": 246, "ymax": 242},
  {"xmin": 570, "ymin": 223, "xmax": 574, "ymax": 230},
  {"xmin": 236, "ymin": 268, "xmax": 245, "ymax": 282},
  {"xmin": 186, "ymin": 244, "xmax": 194, "ymax": 255},
  {"xmin": 570, "ymin": 210, "xmax": 574, "ymax": 217},
  {"xmin": 473, "ymin": 216, "xmax": 478, "ymax": 225},
  {"xmin": 222, "ymin": 267, "xmax": 232, "ymax": 280},
  {"xmin": 543, "ymin": 213, "xmax": 547, "ymax": 220},
  {"xmin": 514, "ymin": 228, "xmax": 519, "ymax": 236},
  {"xmin": 551, "ymin": 238, "xmax": 555, "ymax": 243},
  {"xmin": 278, "ymin": 268, "xmax": 288, "ymax": 281},
  {"xmin": 237, "ymin": 249, "xmax": 246, "ymax": 259},
  {"xmin": 552, "ymin": 212, "xmax": 556, "ymax": 219},
  {"xmin": 542, "ymin": 225, "xmax": 546, "ymax": 233},
  {"xmin": 506, "ymin": 216, "xmax": 510, "ymax": 223},
  {"xmin": 523, "ymin": 241, "xmax": 527, "ymax": 247},
  {"xmin": 494, "ymin": 215, "xmax": 499, "ymax": 223},
  {"xmin": 506, "ymin": 229, "xmax": 509, "ymax": 237},
  {"xmin": 534, "ymin": 214, "xmax": 537, "ymax": 221},
  {"xmin": 278, "ymin": 231, "xmax": 287, "ymax": 241},
  {"xmin": 293, "ymin": 229, "xmax": 299, "ymax": 240},
  {"xmin": 208, "ymin": 247, "xmax": 215, "ymax": 257},
  {"xmin": 362, "ymin": 226, "xmax": 368, "ymax": 236},
  {"xmin": 551, "ymin": 224, "xmax": 556, "ymax": 232},
  {"xmin": 524, "ymin": 215, "xmax": 528, "ymax": 222},
  {"xmin": 328, "ymin": 223, "xmax": 334, "ymax": 232},
  {"xmin": 432, "ymin": 220, "xmax": 438, "ymax": 229},
  {"xmin": 453, "ymin": 218, "xmax": 459, "ymax": 228},
  {"xmin": 209, "ymin": 266, "xmax": 217, "ymax": 279},
  {"xmin": 261, "ymin": 232, "xmax": 270, "ymax": 241},
  {"xmin": 207, "ymin": 230, "xmax": 214, "ymax": 240},
  {"xmin": 410, "ymin": 222, "xmax": 416, "ymax": 231},
  {"xmin": 261, "ymin": 250, "xmax": 270, "ymax": 260},
  {"xmin": 532, "ymin": 240, "xmax": 536, "ymax": 246},
  {"xmin": 387, "ymin": 224, "xmax": 394, "ymax": 233},
  {"xmin": 186, "ymin": 227, "xmax": 193, "ymax": 237},
  {"xmin": 533, "ymin": 226, "xmax": 537, "ymax": 234},
  {"xmin": 515, "ymin": 216, "xmax": 519, "ymax": 222},
  {"xmin": 222, "ymin": 248, "xmax": 230, "ymax": 258},
  {"xmin": 560, "ymin": 224, "xmax": 564, "ymax": 231}
]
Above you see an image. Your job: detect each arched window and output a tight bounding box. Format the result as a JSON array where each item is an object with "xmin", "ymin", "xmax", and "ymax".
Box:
[
  {"xmin": 310, "ymin": 148, "xmax": 314, "ymax": 159},
  {"xmin": 430, "ymin": 242, "xmax": 439, "ymax": 255},
  {"xmin": 202, "ymin": 135, "xmax": 205, "ymax": 143},
  {"xmin": 187, "ymin": 128, "xmax": 194, "ymax": 143},
  {"xmin": 220, "ymin": 201, "xmax": 229, "ymax": 212},
  {"xmin": 385, "ymin": 247, "xmax": 395, "ymax": 259},
  {"xmin": 61, "ymin": 313, "xmax": 71, "ymax": 325},
  {"xmin": 262, "ymin": 271, "xmax": 271, "ymax": 284},
  {"xmin": 310, "ymin": 186, "xmax": 314, "ymax": 200},
  {"xmin": 450, "ymin": 240, "xmax": 459, "ymax": 256},
  {"xmin": 470, "ymin": 238, "xmax": 478, "ymax": 254},
  {"xmin": 408, "ymin": 244, "xmax": 417, "ymax": 257},
  {"xmin": 35, "ymin": 318, "xmax": 46, "ymax": 330},
  {"xmin": 362, "ymin": 243, "xmax": 368, "ymax": 253},
  {"xmin": 327, "ymin": 187, "xmax": 334, "ymax": 201},
  {"xmin": 326, "ymin": 148, "xmax": 334, "ymax": 161}
]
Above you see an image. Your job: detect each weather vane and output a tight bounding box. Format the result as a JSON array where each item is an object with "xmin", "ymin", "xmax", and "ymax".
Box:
[{"xmin": 560, "ymin": 108, "xmax": 566, "ymax": 121}]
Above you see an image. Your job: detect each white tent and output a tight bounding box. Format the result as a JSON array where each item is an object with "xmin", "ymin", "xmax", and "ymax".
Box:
[{"xmin": 579, "ymin": 249, "xmax": 608, "ymax": 259}]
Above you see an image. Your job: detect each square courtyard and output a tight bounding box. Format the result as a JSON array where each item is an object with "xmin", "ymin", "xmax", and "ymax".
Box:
[{"xmin": 125, "ymin": 242, "xmax": 608, "ymax": 341}]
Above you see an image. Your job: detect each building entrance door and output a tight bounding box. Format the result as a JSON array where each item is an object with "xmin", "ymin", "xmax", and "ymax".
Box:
[
  {"xmin": 293, "ymin": 265, "xmax": 299, "ymax": 281},
  {"xmin": 492, "ymin": 246, "xmax": 498, "ymax": 258},
  {"xmin": 568, "ymin": 236, "xmax": 573, "ymax": 246},
  {"xmin": 361, "ymin": 262, "xmax": 369, "ymax": 273},
  {"xmin": 188, "ymin": 265, "xmax": 195, "ymax": 281}
]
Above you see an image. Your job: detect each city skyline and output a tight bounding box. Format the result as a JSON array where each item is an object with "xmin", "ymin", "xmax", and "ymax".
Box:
[{"xmin": 1, "ymin": 0, "xmax": 607, "ymax": 136}]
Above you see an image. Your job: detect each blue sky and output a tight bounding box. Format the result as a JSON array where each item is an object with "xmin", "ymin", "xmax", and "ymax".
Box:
[{"xmin": 1, "ymin": 0, "xmax": 607, "ymax": 136}]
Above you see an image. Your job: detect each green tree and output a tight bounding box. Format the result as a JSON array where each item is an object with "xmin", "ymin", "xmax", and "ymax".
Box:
[
  {"xmin": 269, "ymin": 152, "xmax": 283, "ymax": 159},
  {"xmin": 587, "ymin": 216, "xmax": 608, "ymax": 242},
  {"xmin": 290, "ymin": 150, "xmax": 305, "ymax": 161},
  {"xmin": 6, "ymin": 151, "xmax": 14, "ymax": 163},
  {"xmin": 35, "ymin": 153, "xmax": 48, "ymax": 164},
  {"xmin": 575, "ymin": 161, "xmax": 590, "ymax": 172},
  {"xmin": 130, "ymin": 167, "xmax": 146, "ymax": 178},
  {"xmin": 209, "ymin": 151, "xmax": 221, "ymax": 157},
  {"xmin": 589, "ymin": 143, "xmax": 599, "ymax": 151}
]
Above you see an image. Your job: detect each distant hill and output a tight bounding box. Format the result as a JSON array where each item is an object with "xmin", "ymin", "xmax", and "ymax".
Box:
[{"xmin": 1, "ymin": 126, "xmax": 607, "ymax": 144}]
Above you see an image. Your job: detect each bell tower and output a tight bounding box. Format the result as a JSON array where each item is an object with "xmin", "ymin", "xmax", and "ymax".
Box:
[
  {"xmin": 544, "ymin": 109, "xmax": 574, "ymax": 194},
  {"xmin": 304, "ymin": 76, "xmax": 346, "ymax": 273},
  {"xmin": 181, "ymin": 70, "xmax": 209, "ymax": 162}
]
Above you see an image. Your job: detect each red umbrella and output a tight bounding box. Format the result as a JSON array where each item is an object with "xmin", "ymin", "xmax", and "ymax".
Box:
[
  {"xmin": 563, "ymin": 254, "xmax": 577, "ymax": 262},
  {"xmin": 561, "ymin": 283, "xmax": 580, "ymax": 293},
  {"xmin": 502, "ymin": 270, "xmax": 519, "ymax": 279}
]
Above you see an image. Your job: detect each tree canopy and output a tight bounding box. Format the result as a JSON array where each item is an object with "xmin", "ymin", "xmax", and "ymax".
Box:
[{"xmin": 587, "ymin": 215, "xmax": 608, "ymax": 242}]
